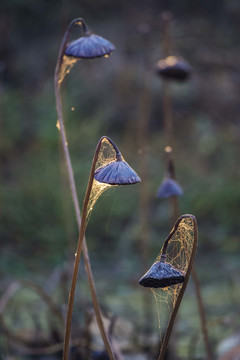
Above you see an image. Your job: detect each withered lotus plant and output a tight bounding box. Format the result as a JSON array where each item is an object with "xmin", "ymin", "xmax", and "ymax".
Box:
[
  {"xmin": 139, "ymin": 214, "xmax": 198, "ymax": 360},
  {"xmin": 63, "ymin": 136, "xmax": 140, "ymax": 360},
  {"xmin": 157, "ymin": 147, "xmax": 213, "ymax": 360},
  {"xmin": 54, "ymin": 18, "xmax": 119, "ymax": 360}
]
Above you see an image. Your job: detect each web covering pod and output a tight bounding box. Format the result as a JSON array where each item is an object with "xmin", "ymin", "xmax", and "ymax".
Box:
[
  {"xmin": 94, "ymin": 159, "xmax": 141, "ymax": 185},
  {"xmin": 138, "ymin": 215, "xmax": 198, "ymax": 360},
  {"xmin": 157, "ymin": 177, "xmax": 183, "ymax": 198},
  {"xmin": 65, "ymin": 34, "xmax": 115, "ymax": 59},
  {"xmin": 154, "ymin": 56, "xmax": 192, "ymax": 81},
  {"xmin": 139, "ymin": 261, "xmax": 185, "ymax": 288}
]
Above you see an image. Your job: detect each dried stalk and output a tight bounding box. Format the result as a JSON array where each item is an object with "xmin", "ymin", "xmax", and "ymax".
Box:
[{"xmin": 54, "ymin": 19, "xmax": 115, "ymax": 360}]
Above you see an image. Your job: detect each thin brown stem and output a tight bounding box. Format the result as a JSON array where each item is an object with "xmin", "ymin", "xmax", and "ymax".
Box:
[
  {"xmin": 62, "ymin": 138, "xmax": 115, "ymax": 360},
  {"xmin": 54, "ymin": 21, "xmax": 116, "ymax": 360},
  {"xmin": 162, "ymin": 82, "xmax": 173, "ymax": 147},
  {"xmin": 162, "ymin": 12, "xmax": 172, "ymax": 58}
]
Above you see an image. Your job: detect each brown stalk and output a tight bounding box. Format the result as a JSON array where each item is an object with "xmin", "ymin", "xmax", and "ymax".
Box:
[
  {"xmin": 54, "ymin": 20, "xmax": 115, "ymax": 360},
  {"xmin": 62, "ymin": 137, "xmax": 115, "ymax": 360}
]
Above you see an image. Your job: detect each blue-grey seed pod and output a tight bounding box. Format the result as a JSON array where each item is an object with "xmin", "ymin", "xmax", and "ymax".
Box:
[
  {"xmin": 157, "ymin": 177, "xmax": 183, "ymax": 199},
  {"xmin": 94, "ymin": 160, "xmax": 141, "ymax": 185},
  {"xmin": 65, "ymin": 34, "xmax": 115, "ymax": 59},
  {"xmin": 139, "ymin": 261, "xmax": 185, "ymax": 288},
  {"xmin": 154, "ymin": 56, "xmax": 192, "ymax": 81}
]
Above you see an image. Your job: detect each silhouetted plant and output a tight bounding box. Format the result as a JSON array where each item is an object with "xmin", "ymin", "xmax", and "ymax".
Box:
[{"xmin": 154, "ymin": 56, "xmax": 192, "ymax": 81}]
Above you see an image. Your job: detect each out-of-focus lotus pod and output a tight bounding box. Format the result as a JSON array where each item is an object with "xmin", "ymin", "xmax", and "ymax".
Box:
[
  {"xmin": 139, "ymin": 261, "xmax": 185, "ymax": 288},
  {"xmin": 157, "ymin": 177, "xmax": 183, "ymax": 199},
  {"xmin": 94, "ymin": 160, "xmax": 141, "ymax": 185},
  {"xmin": 154, "ymin": 56, "xmax": 192, "ymax": 81},
  {"xmin": 65, "ymin": 33, "xmax": 115, "ymax": 59}
]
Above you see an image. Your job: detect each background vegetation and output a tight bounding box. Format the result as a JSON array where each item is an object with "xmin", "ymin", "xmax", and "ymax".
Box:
[{"xmin": 0, "ymin": 1, "xmax": 240, "ymax": 359}]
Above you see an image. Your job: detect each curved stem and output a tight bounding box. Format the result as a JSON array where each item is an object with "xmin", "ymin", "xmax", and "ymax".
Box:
[
  {"xmin": 54, "ymin": 21, "xmax": 116, "ymax": 360},
  {"xmin": 159, "ymin": 215, "xmax": 198, "ymax": 360},
  {"xmin": 62, "ymin": 137, "xmax": 115, "ymax": 360},
  {"xmin": 104, "ymin": 136, "xmax": 122, "ymax": 159},
  {"xmin": 161, "ymin": 214, "xmax": 187, "ymax": 257},
  {"xmin": 55, "ymin": 18, "xmax": 89, "ymax": 77}
]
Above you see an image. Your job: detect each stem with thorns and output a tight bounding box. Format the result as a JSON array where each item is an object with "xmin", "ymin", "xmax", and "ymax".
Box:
[{"xmin": 54, "ymin": 21, "xmax": 115, "ymax": 360}]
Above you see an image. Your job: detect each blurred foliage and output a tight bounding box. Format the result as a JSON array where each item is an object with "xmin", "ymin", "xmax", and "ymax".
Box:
[{"xmin": 0, "ymin": 0, "xmax": 240, "ymax": 359}]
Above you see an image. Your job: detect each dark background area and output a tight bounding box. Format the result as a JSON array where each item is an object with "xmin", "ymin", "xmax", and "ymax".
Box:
[{"xmin": 0, "ymin": 1, "xmax": 240, "ymax": 359}]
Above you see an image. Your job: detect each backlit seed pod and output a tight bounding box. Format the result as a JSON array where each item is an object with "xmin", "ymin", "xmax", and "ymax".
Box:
[
  {"xmin": 154, "ymin": 56, "xmax": 192, "ymax": 81},
  {"xmin": 139, "ymin": 261, "xmax": 185, "ymax": 288},
  {"xmin": 157, "ymin": 177, "xmax": 183, "ymax": 199},
  {"xmin": 65, "ymin": 33, "xmax": 115, "ymax": 59},
  {"xmin": 94, "ymin": 159, "xmax": 141, "ymax": 185}
]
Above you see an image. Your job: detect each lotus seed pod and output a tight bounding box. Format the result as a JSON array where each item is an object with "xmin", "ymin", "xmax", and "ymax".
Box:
[
  {"xmin": 94, "ymin": 160, "xmax": 141, "ymax": 185},
  {"xmin": 157, "ymin": 177, "xmax": 183, "ymax": 199},
  {"xmin": 139, "ymin": 261, "xmax": 185, "ymax": 288},
  {"xmin": 65, "ymin": 33, "xmax": 115, "ymax": 59},
  {"xmin": 154, "ymin": 56, "xmax": 192, "ymax": 81}
]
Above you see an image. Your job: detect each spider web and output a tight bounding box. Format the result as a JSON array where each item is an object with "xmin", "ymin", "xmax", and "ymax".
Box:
[
  {"xmin": 86, "ymin": 137, "xmax": 121, "ymax": 221},
  {"xmin": 58, "ymin": 55, "xmax": 78, "ymax": 86},
  {"xmin": 149, "ymin": 216, "xmax": 197, "ymax": 355}
]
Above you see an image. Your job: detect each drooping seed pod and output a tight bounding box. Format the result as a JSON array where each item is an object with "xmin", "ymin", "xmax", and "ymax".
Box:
[
  {"xmin": 154, "ymin": 56, "xmax": 192, "ymax": 81},
  {"xmin": 94, "ymin": 159, "xmax": 141, "ymax": 185},
  {"xmin": 65, "ymin": 33, "xmax": 115, "ymax": 59},
  {"xmin": 139, "ymin": 260, "xmax": 185, "ymax": 288},
  {"xmin": 157, "ymin": 177, "xmax": 183, "ymax": 199}
]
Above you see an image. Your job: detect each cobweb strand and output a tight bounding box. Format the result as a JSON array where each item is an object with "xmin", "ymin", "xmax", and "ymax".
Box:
[
  {"xmin": 151, "ymin": 217, "xmax": 195, "ymax": 346},
  {"xmin": 58, "ymin": 55, "xmax": 78, "ymax": 86},
  {"xmin": 86, "ymin": 138, "xmax": 118, "ymax": 221}
]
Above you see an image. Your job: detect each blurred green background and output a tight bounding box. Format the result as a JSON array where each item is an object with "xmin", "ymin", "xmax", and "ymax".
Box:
[{"xmin": 0, "ymin": 1, "xmax": 240, "ymax": 359}]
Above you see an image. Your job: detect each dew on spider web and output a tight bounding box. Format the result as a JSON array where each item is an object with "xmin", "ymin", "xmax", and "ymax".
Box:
[
  {"xmin": 86, "ymin": 138, "xmax": 118, "ymax": 221},
  {"xmin": 58, "ymin": 55, "xmax": 78, "ymax": 86},
  {"xmin": 149, "ymin": 216, "xmax": 196, "ymax": 350}
]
